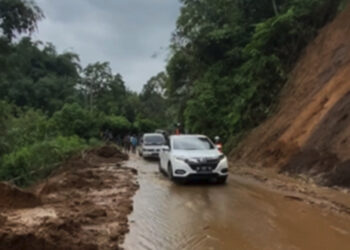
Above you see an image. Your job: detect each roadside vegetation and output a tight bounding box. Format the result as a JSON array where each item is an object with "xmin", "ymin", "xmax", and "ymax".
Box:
[
  {"xmin": 0, "ymin": 0, "xmax": 348, "ymax": 185},
  {"xmin": 164, "ymin": 0, "xmax": 347, "ymax": 150},
  {"xmin": 0, "ymin": 0, "xmax": 168, "ymax": 186}
]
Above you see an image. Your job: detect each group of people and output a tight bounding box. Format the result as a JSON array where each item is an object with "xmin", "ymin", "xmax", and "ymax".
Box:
[
  {"xmin": 101, "ymin": 130, "xmax": 139, "ymax": 154},
  {"xmin": 122, "ymin": 135, "xmax": 139, "ymax": 153}
]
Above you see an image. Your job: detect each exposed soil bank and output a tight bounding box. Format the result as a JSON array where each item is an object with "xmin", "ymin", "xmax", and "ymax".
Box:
[
  {"xmin": 0, "ymin": 146, "xmax": 138, "ymax": 250},
  {"xmin": 231, "ymin": 162, "xmax": 350, "ymax": 216},
  {"xmin": 232, "ymin": 5, "xmax": 350, "ymax": 187}
]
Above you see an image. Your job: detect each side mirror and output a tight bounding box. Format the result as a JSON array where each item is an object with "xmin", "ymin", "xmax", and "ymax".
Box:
[{"xmin": 162, "ymin": 145, "xmax": 170, "ymax": 152}]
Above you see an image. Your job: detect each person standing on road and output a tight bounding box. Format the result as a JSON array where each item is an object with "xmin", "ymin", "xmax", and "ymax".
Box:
[
  {"xmin": 123, "ymin": 135, "xmax": 131, "ymax": 153},
  {"xmin": 215, "ymin": 136, "xmax": 223, "ymax": 152},
  {"xmin": 130, "ymin": 135, "xmax": 138, "ymax": 153}
]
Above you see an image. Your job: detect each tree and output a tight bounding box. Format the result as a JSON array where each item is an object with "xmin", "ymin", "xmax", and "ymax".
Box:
[
  {"xmin": 0, "ymin": 38, "xmax": 80, "ymax": 113},
  {"xmin": 166, "ymin": 0, "xmax": 342, "ymax": 144},
  {"xmin": 0, "ymin": 0, "xmax": 44, "ymax": 41},
  {"xmin": 138, "ymin": 72, "xmax": 169, "ymax": 127},
  {"xmin": 81, "ymin": 62, "xmax": 113, "ymax": 112}
]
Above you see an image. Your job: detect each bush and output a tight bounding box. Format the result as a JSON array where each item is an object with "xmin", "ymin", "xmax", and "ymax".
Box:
[
  {"xmin": 49, "ymin": 103, "xmax": 102, "ymax": 139},
  {"xmin": 0, "ymin": 101, "xmax": 13, "ymax": 155},
  {"xmin": 0, "ymin": 136, "xmax": 88, "ymax": 186},
  {"xmin": 103, "ymin": 115, "xmax": 131, "ymax": 135},
  {"xmin": 6, "ymin": 109, "xmax": 49, "ymax": 151},
  {"xmin": 134, "ymin": 118, "xmax": 159, "ymax": 133}
]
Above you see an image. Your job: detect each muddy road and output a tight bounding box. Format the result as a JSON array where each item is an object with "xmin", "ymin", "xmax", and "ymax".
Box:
[{"xmin": 123, "ymin": 156, "xmax": 350, "ymax": 250}]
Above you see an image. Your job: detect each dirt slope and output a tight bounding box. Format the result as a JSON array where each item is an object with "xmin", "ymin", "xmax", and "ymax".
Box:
[
  {"xmin": 0, "ymin": 146, "xmax": 138, "ymax": 250},
  {"xmin": 231, "ymin": 5, "xmax": 350, "ymax": 186}
]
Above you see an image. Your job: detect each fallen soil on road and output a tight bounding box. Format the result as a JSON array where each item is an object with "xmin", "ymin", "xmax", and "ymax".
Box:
[
  {"xmin": 0, "ymin": 146, "xmax": 138, "ymax": 250},
  {"xmin": 231, "ymin": 161, "xmax": 350, "ymax": 217}
]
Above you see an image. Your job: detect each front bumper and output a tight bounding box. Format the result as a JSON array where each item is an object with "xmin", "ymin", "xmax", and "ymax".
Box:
[
  {"xmin": 171, "ymin": 157, "xmax": 228, "ymax": 179},
  {"xmin": 142, "ymin": 151, "xmax": 160, "ymax": 158}
]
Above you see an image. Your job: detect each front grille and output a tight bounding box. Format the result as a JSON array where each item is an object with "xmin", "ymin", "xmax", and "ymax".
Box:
[
  {"xmin": 144, "ymin": 149, "xmax": 160, "ymax": 152},
  {"xmin": 188, "ymin": 158, "xmax": 219, "ymax": 172}
]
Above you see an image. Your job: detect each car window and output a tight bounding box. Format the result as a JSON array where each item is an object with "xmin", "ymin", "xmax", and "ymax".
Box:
[
  {"xmin": 173, "ymin": 137, "xmax": 214, "ymax": 150},
  {"xmin": 144, "ymin": 135, "xmax": 165, "ymax": 145}
]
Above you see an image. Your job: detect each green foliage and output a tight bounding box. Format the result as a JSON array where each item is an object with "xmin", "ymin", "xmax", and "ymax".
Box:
[
  {"xmin": 0, "ymin": 136, "xmax": 87, "ymax": 186},
  {"xmin": 0, "ymin": 0, "xmax": 169, "ymax": 187},
  {"xmin": 0, "ymin": 0, "xmax": 44, "ymax": 41},
  {"xmin": 2, "ymin": 0, "xmax": 343, "ymax": 185},
  {"xmin": 139, "ymin": 72, "xmax": 169, "ymax": 126},
  {"xmin": 0, "ymin": 101, "xmax": 12, "ymax": 155},
  {"xmin": 6, "ymin": 108, "xmax": 49, "ymax": 150},
  {"xmin": 134, "ymin": 119, "xmax": 159, "ymax": 134},
  {"xmin": 49, "ymin": 103, "xmax": 102, "ymax": 139},
  {"xmin": 0, "ymin": 38, "xmax": 80, "ymax": 114},
  {"xmin": 166, "ymin": 0, "xmax": 343, "ymax": 143},
  {"xmin": 103, "ymin": 115, "xmax": 132, "ymax": 135}
]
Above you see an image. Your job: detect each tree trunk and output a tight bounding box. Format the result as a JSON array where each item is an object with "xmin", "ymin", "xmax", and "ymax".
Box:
[{"xmin": 272, "ymin": 0, "xmax": 279, "ymax": 16}]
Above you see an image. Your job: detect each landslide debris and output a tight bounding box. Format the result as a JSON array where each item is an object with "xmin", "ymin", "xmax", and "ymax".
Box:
[
  {"xmin": 0, "ymin": 183, "xmax": 42, "ymax": 210},
  {"xmin": 0, "ymin": 146, "xmax": 138, "ymax": 250},
  {"xmin": 232, "ymin": 5, "xmax": 350, "ymax": 187},
  {"xmin": 95, "ymin": 145, "xmax": 129, "ymax": 160}
]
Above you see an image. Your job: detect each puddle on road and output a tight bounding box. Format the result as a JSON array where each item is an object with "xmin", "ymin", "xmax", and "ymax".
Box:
[{"xmin": 123, "ymin": 156, "xmax": 350, "ymax": 250}]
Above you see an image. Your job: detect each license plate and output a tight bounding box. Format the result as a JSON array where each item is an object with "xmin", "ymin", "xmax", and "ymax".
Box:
[{"xmin": 196, "ymin": 166, "xmax": 212, "ymax": 172}]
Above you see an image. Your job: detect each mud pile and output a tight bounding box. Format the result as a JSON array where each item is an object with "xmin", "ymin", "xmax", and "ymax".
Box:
[
  {"xmin": 232, "ymin": 6, "xmax": 350, "ymax": 187},
  {"xmin": 0, "ymin": 146, "xmax": 138, "ymax": 250},
  {"xmin": 0, "ymin": 183, "xmax": 41, "ymax": 210},
  {"xmin": 96, "ymin": 145, "xmax": 128, "ymax": 160}
]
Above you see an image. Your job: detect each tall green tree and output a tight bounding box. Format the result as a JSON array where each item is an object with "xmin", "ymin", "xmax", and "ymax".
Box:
[
  {"xmin": 0, "ymin": 38, "xmax": 80, "ymax": 113},
  {"xmin": 0, "ymin": 0, "xmax": 44, "ymax": 41},
  {"xmin": 139, "ymin": 72, "xmax": 168, "ymax": 126},
  {"xmin": 166, "ymin": 0, "xmax": 343, "ymax": 144}
]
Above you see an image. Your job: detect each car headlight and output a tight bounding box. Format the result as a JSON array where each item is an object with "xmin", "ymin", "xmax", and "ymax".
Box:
[{"xmin": 175, "ymin": 156, "xmax": 187, "ymax": 162}]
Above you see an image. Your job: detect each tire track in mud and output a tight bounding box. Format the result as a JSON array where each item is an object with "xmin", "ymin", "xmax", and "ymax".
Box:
[{"xmin": 123, "ymin": 156, "xmax": 350, "ymax": 250}]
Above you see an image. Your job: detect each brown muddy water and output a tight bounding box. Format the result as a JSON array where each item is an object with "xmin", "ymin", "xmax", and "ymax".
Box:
[{"xmin": 123, "ymin": 156, "xmax": 350, "ymax": 250}]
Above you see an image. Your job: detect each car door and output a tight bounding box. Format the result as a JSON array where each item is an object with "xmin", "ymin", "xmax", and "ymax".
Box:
[{"xmin": 160, "ymin": 139, "xmax": 171, "ymax": 171}]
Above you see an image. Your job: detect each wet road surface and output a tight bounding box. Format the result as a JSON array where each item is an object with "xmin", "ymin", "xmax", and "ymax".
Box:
[{"xmin": 123, "ymin": 156, "xmax": 350, "ymax": 250}]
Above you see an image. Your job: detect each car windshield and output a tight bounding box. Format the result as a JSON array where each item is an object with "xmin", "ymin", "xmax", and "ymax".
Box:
[
  {"xmin": 144, "ymin": 135, "xmax": 165, "ymax": 145},
  {"xmin": 173, "ymin": 137, "xmax": 214, "ymax": 150}
]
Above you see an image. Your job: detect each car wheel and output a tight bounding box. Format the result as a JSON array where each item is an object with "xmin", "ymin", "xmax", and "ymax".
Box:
[
  {"xmin": 167, "ymin": 163, "xmax": 174, "ymax": 181},
  {"xmin": 217, "ymin": 176, "xmax": 227, "ymax": 185},
  {"xmin": 158, "ymin": 161, "xmax": 165, "ymax": 175},
  {"xmin": 138, "ymin": 150, "xmax": 143, "ymax": 157}
]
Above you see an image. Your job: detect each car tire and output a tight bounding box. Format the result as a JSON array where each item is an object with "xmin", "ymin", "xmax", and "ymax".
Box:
[
  {"xmin": 168, "ymin": 163, "xmax": 174, "ymax": 181},
  {"xmin": 158, "ymin": 161, "xmax": 165, "ymax": 175},
  {"xmin": 138, "ymin": 150, "xmax": 143, "ymax": 157},
  {"xmin": 217, "ymin": 176, "xmax": 227, "ymax": 185}
]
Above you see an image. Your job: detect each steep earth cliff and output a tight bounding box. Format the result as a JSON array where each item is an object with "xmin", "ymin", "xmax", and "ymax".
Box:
[{"xmin": 232, "ymin": 5, "xmax": 350, "ymax": 187}]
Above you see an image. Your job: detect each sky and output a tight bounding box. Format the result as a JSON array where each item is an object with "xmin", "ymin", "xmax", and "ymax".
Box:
[{"xmin": 33, "ymin": 0, "xmax": 181, "ymax": 92}]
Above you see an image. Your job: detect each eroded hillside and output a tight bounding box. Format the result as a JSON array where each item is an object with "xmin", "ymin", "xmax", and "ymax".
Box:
[{"xmin": 232, "ymin": 5, "xmax": 350, "ymax": 186}]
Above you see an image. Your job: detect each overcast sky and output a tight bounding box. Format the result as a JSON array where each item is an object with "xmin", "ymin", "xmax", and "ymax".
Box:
[{"xmin": 33, "ymin": 0, "xmax": 181, "ymax": 92}]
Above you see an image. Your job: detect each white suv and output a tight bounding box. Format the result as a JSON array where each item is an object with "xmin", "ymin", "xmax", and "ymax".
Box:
[
  {"xmin": 159, "ymin": 135, "xmax": 228, "ymax": 184},
  {"xmin": 139, "ymin": 133, "xmax": 166, "ymax": 158}
]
